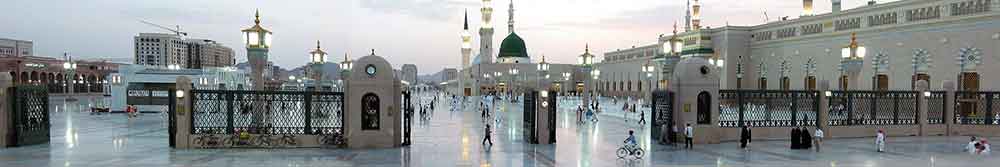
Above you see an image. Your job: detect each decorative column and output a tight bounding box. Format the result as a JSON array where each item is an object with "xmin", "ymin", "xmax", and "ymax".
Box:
[
  {"xmin": 916, "ymin": 80, "xmax": 929, "ymax": 136},
  {"xmin": 838, "ymin": 33, "xmax": 866, "ymax": 90},
  {"xmin": 174, "ymin": 76, "xmax": 192, "ymax": 148},
  {"xmin": 818, "ymin": 80, "xmax": 830, "ymax": 137},
  {"xmin": 911, "ymin": 49, "xmax": 933, "ymax": 90},
  {"xmin": 241, "ymin": 10, "xmax": 273, "ymax": 90},
  {"xmin": 872, "ymin": 50, "xmax": 890, "ymax": 90}
]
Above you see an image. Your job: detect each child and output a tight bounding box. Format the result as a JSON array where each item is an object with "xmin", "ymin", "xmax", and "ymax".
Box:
[{"xmin": 875, "ymin": 129, "xmax": 886, "ymax": 152}]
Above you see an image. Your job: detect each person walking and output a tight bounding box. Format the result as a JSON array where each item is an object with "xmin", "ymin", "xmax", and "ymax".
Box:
[
  {"xmin": 814, "ymin": 128, "xmax": 824, "ymax": 152},
  {"xmin": 638, "ymin": 108, "xmax": 646, "ymax": 125},
  {"xmin": 875, "ymin": 129, "xmax": 886, "ymax": 152},
  {"xmin": 740, "ymin": 125, "xmax": 752, "ymax": 150},
  {"xmin": 685, "ymin": 123, "xmax": 694, "ymax": 149},
  {"xmin": 483, "ymin": 123, "xmax": 493, "ymax": 145}
]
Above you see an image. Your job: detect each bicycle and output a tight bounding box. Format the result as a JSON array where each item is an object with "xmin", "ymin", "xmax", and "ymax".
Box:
[{"xmin": 616, "ymin": 143, "xmax": 644, "ymax": 159}]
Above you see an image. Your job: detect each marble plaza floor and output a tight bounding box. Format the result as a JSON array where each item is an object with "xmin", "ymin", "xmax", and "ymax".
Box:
[{"xmin": 0, "ymin": 95, "xmax": 998, "ymax": 167}]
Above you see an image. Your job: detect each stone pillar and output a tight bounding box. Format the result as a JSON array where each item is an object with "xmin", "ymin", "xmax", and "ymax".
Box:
[
  {"xmin": 174, "ymin": 76, "xmax": 192, "ymax": 148},
  {"xmin": 248, "ymin": 48, "xmax": 268, "ymax": 90},
  {"xmin": 817, "ymin": 80, "xmax": 830, "ymax": 138},
  {"xmin": 915, "ymin": 80, "xmax": 929, "ymax": 136},
  {"xmin": 943, "ymin": 80, "xmax": 956, "ymax": 136},
  {"xmin": 0, "ymin": 73, "xmax": 11, "ymax": 147}
]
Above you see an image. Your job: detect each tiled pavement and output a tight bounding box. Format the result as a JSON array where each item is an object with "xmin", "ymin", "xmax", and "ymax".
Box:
[{"xmin": 0, "ymin": 94, "xmax": 997, "ymax": 167}]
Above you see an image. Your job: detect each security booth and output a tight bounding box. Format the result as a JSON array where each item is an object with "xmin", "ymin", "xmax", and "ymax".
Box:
[
  {"xmin": 523, "ymin": 90, "xmax": 556, "ymax": 144},
  {"xmin": 343, "ymin": 52, "xmax": 403, "ymax": 148},
  {"xmin": 669, "ymin": 55, "xmax": 720, "ymax": 144}
]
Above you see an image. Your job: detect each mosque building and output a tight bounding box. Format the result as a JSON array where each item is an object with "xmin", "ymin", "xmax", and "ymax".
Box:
[{"xmin": 453, "ymin": 0, "xmax": 1000, "ymax": 97}]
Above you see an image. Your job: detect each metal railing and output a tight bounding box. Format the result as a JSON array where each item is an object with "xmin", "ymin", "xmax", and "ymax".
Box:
[
  {"xmin": 955, "ymin": 91, "xmax": 1000, "ymax": 125},
  {"xmin": 829, "ymin": 91, "xmax": 918, "ymax": 126},
  {"xmin": 927, "ymin": 91, "xmax": 947, "ymax": 124},
  {"xmin": 190, "ymin": 90, "xmax": 344, "ymax": 135},
  {"xmin": 719, "ymin": 90, "xmax": 820, "ymax": 127}
]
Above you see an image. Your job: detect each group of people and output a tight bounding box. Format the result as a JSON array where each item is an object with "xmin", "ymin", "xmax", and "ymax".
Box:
[
  {"xmin": 966, "ymin": 136, "xmax": 992, "ymax": 155},
  {"xmin": 790, "ymin": 126, "xmax": 819, "ymax": 151}
]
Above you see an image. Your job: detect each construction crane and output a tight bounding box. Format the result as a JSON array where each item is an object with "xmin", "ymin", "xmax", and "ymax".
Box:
[{"xmin": 139, "ymin": 20, "xmax": 188, "ymax": 37}]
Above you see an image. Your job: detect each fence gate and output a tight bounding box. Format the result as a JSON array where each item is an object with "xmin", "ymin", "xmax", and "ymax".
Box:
[
  {"xmin": 651, "ymin": 91, "xmax": 674, "ymax": 143},
  {"xmin": 402, "ymin": 91, "xmax": 413, "ymax": 146},
  {"xmin": 5, "ymin": 85, "xmax": 49, "ymax": 147},
  {"xmin": 168, "ymin": 89, "xmax": 176, "ymax": 148},
  {"xmin": 546, "ymin": 91, "xmax": 556, "ymax": 143},
  {"xmin": 523, "ymin": 91, "xmax": 537, "ymax": 144}
]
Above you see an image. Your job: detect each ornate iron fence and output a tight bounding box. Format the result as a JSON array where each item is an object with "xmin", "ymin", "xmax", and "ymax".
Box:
[
  {"xmin": 927, "ymin": 91, "xmax": 947, "ymax": 124},
  {"xmin": 828, "ymin": 91, "xmax": 918, "ymax": 126},
  {"xmin": 955, "ymin": 91, "xmax": 1000, "ymax": 125},
  {"xmin": 719, "ymin": 90, "xmax": 820, "ymax": 127},
  {"xmin": 651, "ymin": 91, "xmax": 674, "ymax": 141},
  {"xmin": 191, "ymin": 90, "xmax": 344, "ymax": 135},
  {"xmin": 5, "ymin": 85, "xmax": 50, "ymax": 147}
]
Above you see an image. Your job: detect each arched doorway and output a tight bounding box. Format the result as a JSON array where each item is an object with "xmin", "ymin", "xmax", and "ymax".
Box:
[{"xmin": 697, "ymin": 91, "xmax": 711, "ymax": 124}]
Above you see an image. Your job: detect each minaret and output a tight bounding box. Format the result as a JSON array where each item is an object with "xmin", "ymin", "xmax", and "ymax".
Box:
[
  {"xmin": 832, "ymin": 0, "xmax": 842, "ymax": 12},
  {"xmin": 480, "ymin": 0, "xmax": 495, "ymax": 64},
  {"xmin": 691, "ymin": 0, "xmax": 702, "ymax": 30},
  {"xmin": 684, "ymin": 0, "xmax": 691, "ymax": 31},
  {"xmin": 508, "ymin": 0, "xmax": 515, "ymax": 34},
  {"xmin": 802, "ymin": 0, "xmax": 814, "ymax": 16},
  {"xmin": 461, "ymin": 10, "xmax": 472, "ymax": 70}
]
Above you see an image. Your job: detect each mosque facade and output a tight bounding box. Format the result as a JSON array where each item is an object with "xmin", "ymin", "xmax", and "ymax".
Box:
[{"xmin": 454, "ymin": 0, "xmax": 1000, "ymax": 97}]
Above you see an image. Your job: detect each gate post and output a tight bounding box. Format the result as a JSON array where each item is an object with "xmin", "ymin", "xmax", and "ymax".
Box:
[
  {"xmin": 943, "ymin": 81, "xmax": 955, "ymax": 136},
  {"xmin": 916, "ymin": 80, "xmax": 929, "ymax": 136},
  {"xmin": 0, "ymin": 73, "xmax": 11, "ymax": 147},
  {"xmin": 817, "ymin": 80, "xmax": 830, "ymax": 138},
  {"xmin": 174, "ymin": 76, "xmax": 192, "ymax": 148}
]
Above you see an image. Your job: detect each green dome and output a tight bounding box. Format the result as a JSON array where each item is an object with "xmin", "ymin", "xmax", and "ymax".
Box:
[{"xmin": 498, "ymin": 32, "xmax": 528, "ymax": 58}]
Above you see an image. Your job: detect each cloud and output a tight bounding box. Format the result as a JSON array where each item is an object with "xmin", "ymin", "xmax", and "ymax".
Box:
[{"xmin": 359, "ymin": 0, "xmax": 476, "ymax": 21}]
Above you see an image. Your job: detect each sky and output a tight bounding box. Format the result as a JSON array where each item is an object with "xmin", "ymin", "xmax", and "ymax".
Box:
[{"xmin": 1, "ymin": 0, "xmax": 894, "ymax": 74}]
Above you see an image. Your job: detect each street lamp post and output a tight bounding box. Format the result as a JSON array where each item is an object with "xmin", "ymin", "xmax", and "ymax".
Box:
[
  {"xmin": 242, "ymin": 9, "xmax": 273, "ymax": 90},
  {"xmin": 509, "ymin": 67, "xmax": 519, "ymax": 102},
  {"xmin": 642, "ymin": 61, "xmax": 654, "ymax": 103},
  {"xmin": 63, "ymin": 56, "xmax": 78, "ymax": 101},
  {"xmin": 537, "ymin": 56, "xmax": 550, "ymax": 91},
  {"xmin": 309, "ymin": 40, "xmax": 327, "ymax": 90},
  {"xmin": 839, "ymin": 33, "xmax": 866, "ymax": 90}
]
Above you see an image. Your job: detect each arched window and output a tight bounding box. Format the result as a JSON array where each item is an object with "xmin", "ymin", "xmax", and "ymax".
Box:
[
  {"xmin": 697, "ymin": 91, "xmax": 712, "ymax": 124},
  {"xmin": 362, "ymin": 93, "xmax": 381, "ymax": 130}
]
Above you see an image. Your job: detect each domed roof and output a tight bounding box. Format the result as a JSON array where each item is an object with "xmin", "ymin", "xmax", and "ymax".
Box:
[{"xmin": 498, "ymin": 32, "xmax": 528, "ymax": 58}]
